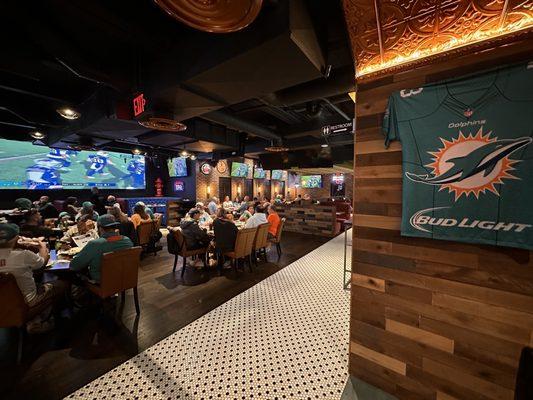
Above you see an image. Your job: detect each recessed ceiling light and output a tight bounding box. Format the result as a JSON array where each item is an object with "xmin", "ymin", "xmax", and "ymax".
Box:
[
  {"xmin": 29, "ymin": 131, "xmax": 46, "ymax": 139},
  {"xmin": 190, "ymin": 154, "xmax": 197, "ymax": 160},
  {"xmin": 321, "ymin": 143, "xmax": 329, "ymax": 148},
  {"xmin": 57, "ymin": 107, "xmax": 81, "ymax": 120},
  {"xmin": 132, "ymin": 148, "xmax": 143, "ymax": 155},
  {"xmin": 180, "ymin": 149, "xmax": 189, "ymax": 157}
]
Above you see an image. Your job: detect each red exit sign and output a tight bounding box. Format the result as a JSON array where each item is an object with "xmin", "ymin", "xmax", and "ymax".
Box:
[{"xmin": 133, "ymin": 93, "xmax": 146, "ymax": 117}]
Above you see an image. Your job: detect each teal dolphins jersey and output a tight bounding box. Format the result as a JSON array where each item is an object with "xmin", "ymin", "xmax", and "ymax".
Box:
[{"xmin": 383, "ymin": 62, "xmax": 533, "ymax": 250}]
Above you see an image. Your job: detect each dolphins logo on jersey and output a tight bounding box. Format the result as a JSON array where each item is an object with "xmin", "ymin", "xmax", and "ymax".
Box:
[{"xmin": 406, "ymin": 128, "xmax": 532, "ymax": 200}]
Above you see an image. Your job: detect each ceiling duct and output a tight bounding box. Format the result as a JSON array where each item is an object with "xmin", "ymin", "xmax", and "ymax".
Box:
[
  {"xmin": 202, "ymin": 110, "xmax": 282, "ymax": 143},
  {"xmin": 261, "ymin": 65, "xmax": 355, "ymax": 107}
]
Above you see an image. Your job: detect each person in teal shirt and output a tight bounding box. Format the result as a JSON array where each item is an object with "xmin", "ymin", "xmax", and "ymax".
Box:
[{"xmin": 70, "ymin": 214, "xmax": 133, "ymax": 282}]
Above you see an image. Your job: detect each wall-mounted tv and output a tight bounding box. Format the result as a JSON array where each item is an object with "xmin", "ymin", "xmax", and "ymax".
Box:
[
  {"xmin": 271, "ymin": 169, "xmax": 283, "ymax": 180},
  {"xmin": 254, "ymin": 167, "xmax": 266, "ymax": 179},
  {"xmin": 231, "ymin": 162, "xmax": 249, "ymax": 177},
  {"xmin": 167, "ymin": 157, "xmax": 188, "ymax": 177},
  {"xmin": 300, "ymin": 175, "xmax": 322, "ymax": 188},
  {"xmin": 0, "ymin": 139, "xmax": 145, "ymax": 190}
]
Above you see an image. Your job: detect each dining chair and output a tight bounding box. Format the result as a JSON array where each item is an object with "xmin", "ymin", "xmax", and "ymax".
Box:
[
  {"xmin": 269, "ymin": 217, "xmax": 286, "ymax": 258},
  {"xmin": 0, "ymin": 273, "xmax": 51, "ymax": 364},
  {"xmin": 167, "ymin": 228, "xmax": 208, "ymax": 278},
  {"xmin": 224, "ymin": 227, "xmax": 257, "ymax": 272},
  {"xmin": 252, "ymin": 223, "xmax": 271, "ymax": 265},
  {"xmin": 137, "ymin": 220, "xmax": 158, "ymax": 256},
  {"xmin": 85, "ymin": 246, "xmax": 143, "ymax": 314}
]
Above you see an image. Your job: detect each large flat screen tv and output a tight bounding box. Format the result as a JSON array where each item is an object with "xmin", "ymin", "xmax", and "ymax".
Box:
[
  {"xmin": 0, "ymin": 139, "xmax": 146, "ymax": 190},
  {"xmin": 300, "ymin": 175, "xmax": 322, "ymax": 188},
  {"xmin": 253, "ymin": 167, "xmax": 266, "ymax": 179},
  {"xmin": 271, "ymin": 169, "xmax": 283, "ymax": 180},
  {"xmin": 167, "ymin": 157, "xmax": 188, "ymax": 177},
  {"xmin": 231, "ymin": 162, "xmax": 249, "ymax": 177}
]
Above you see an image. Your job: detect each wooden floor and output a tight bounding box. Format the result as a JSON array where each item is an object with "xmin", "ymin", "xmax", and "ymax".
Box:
[{"xmin": 0, "ymin": 232, "xmax": 330, "ymax": 400}]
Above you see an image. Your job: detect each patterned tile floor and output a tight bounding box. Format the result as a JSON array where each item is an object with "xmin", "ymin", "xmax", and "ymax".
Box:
[{"xmin": 66, "ymin": 232, "xmax": 351, "ymax": 400}]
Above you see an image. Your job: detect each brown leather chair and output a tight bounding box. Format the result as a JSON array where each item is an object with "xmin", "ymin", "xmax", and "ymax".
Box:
[
  {"xmin": 167, "ymin": 228, "xmax": 208, "ymax": 277},
  {"xmin": 0, "ymin": 273, "xmax": 50, "ymax": 364},
  {"xmin": 137, "ymin": 220, "xmax": 158, "ymax": 255},
  {"xmin": 86, "ymin": 247, "xmax": 143, "ymax": 314},
  {"xmin": 252, "ymin": 223, "xmax": 271, "ymax": 265},
  {"xmin": 269, "ymin": 217, "xmax": 286, "ymax": 258},
  {"xmin": 224, "ymin": 227, "xmax": 257, "ymax": 272}
]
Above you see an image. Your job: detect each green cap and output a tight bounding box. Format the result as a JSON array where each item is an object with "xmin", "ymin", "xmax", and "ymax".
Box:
[
  {"xmin": 82, "ymin": 201, "xmax": 94, "ymax": 211},
  {"xmin": 0, "ymin": 223, "xmax": 20, "ymax": 243},
  {"xmin": 58, "ymin": 211, "xmax": 70, "ymax": 219},
  {"xmin": 14, "ymin": 198, "xmax": 32, "ymax": 211},
  {"xmin": 97, "ymin": 214, "xmax": 120, "ymax": 228}
]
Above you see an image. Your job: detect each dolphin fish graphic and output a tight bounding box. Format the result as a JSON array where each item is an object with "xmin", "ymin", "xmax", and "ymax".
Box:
[{"xmin": 406, "ymin": 137, "xmax": 532, "ymax": 185}]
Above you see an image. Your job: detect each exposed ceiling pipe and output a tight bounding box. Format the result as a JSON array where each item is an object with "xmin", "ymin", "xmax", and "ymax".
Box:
[
  {"xmin": 201, "ymin": 110, "xmax": 283, "ymax": 143},
  {"xmin": 321, "ymin": 98, "xmax": 351, "ymax": 121},
  {"xmin": 260, "ymin": 65, "xmax": 355, "ymax": 107}
]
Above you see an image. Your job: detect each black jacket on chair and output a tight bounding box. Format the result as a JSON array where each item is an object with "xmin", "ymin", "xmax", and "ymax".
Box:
[{"xmin": 180, "ymin": 220, "xmax": 210, "ymax": 250}]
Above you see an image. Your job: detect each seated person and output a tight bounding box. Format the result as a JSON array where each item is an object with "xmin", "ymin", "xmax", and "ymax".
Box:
[
  {"xmin": 130, "ymin": 203, "xmax": 152, "ymax": 229},
  {"xmin": 266, "ymin": 204, "xmax": 281, "ymax": 239},
  {"xmin": 57, "ymin": 211, "xmax": 73, "ymax": 229},
  {"xmin": 222, "ymin": 196, "xmax": 233, "ymax": 210},
  {"xmin": 75, "ymin": 201, "xmax": 99, "ymax": 222},
  {"xmin": 135, "ymin": 201, "xmax": 154, "ymax": 219},
  {"xmin": 195, "ymin": 202, "xmax": 212, "ymax": 226},
  {"xmin": 180, "ymin": 210, "xmax": 210, "ymax": 250},
  {"xmin": 105, "ymin": 195, "xmax": 117, "ymax": 211},
  {"xmin": 274, "ymin": 194, "xmax": 283, "ymax": 204},
  {"xmin": 90, "ymin": 187, "xmax": 106, "ymax": 216},
  {"xmin": 0, "ymin": 223, "xmax": 65, "ymax": 330},
  {"xmin": 61, "ymin": 214, "xmax": 98, "ymax": 243},
  {"xmin": 108, "ymin": 205, "xmax": 137, "ymax": 245},
  {"xmin": 19, "ymin": 210, "xmax": 55, "ymax": 238},
  {"xmin": 237, "ymin": 196, "xmax": 250, "ymax": 213},
  {"xmin": 239, "ymin": 204, "xmax": 254, "ymax": 222},
  {"xmin": 14, "ymin": 197, "xmax": 33, "ymax": 212},
  {"xmin": 213, "ymin": 208, "xmax": 238, "ymax": 255},
  {"xmin": 207, "ymin": 197, "xmax": 219, "ymax": 215},
  {"xmin": 36, "ymin": 196, "xmax": 59, "ymax": 219},
  {"xmin": 70, "ymin": 215, "xmax": 133, "ymax": 283},
  {"xmin": 63, "ymin": 196, "xmax": 79, "ymax": 218},
  {"xmin": 245, "ymin": 205, "xmax": 268, "ymax": 229}
]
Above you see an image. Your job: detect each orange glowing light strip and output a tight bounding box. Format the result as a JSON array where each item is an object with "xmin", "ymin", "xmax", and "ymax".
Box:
[{"xmin": 356, "ymin": 15, "xmax": 533, "ymax": 78}]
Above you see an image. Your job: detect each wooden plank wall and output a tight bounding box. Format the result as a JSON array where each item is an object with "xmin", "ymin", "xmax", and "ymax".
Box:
[
  {"xmin": 274, "ymin": 203, "xmax": 337, "ymax": 237},
  {"xmin": 350, "ymin": 40, "xmax": 533, "ymax": 400}
]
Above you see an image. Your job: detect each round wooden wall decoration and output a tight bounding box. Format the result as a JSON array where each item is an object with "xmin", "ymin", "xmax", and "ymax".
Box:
[
  {"xmin": 216, "ymin": 160, "xmax": 228, "ymax": 174},
  {"xmin": 200, "ymin": 162, "xmax": 212, "ymax": 175},
  {"xmin": 153, "ymin": 0, "xmax": 263, "ymax": 33}
]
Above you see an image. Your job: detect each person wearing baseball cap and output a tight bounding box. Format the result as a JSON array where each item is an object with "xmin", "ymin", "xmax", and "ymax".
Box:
[
  {"xmin": 70, "ymin": 214, "xmax": 133, "ymax": 282},
  {"xmin": 0, "ymin": 223, "xmax": 66, "ymax": 332},
  {"xmin": 75, "ymin": 201, "xmax": 99, "ymax": 222},
  {"xmin": 14, "ymin": 198, "xmax": 33, "ymax": 211},
  {"xmin": 179, "ymin": 209, "xmax": 210, "ymax": 251}
]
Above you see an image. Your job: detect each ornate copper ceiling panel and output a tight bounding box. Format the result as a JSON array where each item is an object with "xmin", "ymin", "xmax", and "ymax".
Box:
[
  {"xmin": 343, "ymin": 0, "xmax": 533, "ymax": 79},
  {"xmin": 154, "ymin": 0, "xmax": 263, "ymax": 33}
]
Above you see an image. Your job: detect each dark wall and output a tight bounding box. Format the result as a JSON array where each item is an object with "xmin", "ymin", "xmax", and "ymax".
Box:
[
  {"xmin": 0, "ymin": 157, "xmax": 165, "ymax": 209},
  {"xmin": 165, "ymin": 158, "xmax": 197, "ymax": 201}
]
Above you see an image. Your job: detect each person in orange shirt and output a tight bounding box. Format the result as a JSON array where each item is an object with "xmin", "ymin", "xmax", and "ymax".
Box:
[
  {"xmin": 266, "ymin": 204, "xmax": 280, "ymax": 239},
  {"xmin": 130, "ymin": 203, "xmax": 151, "ymax": 229}
]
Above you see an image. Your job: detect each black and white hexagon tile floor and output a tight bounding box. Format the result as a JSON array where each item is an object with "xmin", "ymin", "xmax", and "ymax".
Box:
[{"xmin": 66, "ymin": 232, "xmax": 351, "ymax": 400}]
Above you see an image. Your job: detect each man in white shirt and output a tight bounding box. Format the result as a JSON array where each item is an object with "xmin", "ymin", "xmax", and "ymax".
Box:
[
  {"xmin": 0, "ymin": 223, "xmax": 65, "ymax": 312},
  {"xmin": 244, "ymin": 205, "xmax": 268, "ymax": 229}
]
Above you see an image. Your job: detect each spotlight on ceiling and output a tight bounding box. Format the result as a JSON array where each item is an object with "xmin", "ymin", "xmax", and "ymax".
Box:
[
  {"xmin": 321, "ymin": 143, "xmax": 329, "ymax": 148},
  {"xmin": 190, "ymin": 154, "xmax": 197, "ymax": 160},
  {"xmin": 29, "ymin": 131, "xmax": 46, "ymax": 140},
  {"xmin": 180, "ymin": 149, "xmax": 189, "ymax": 157},
  {"xmin": 57, "ymin": 107, "xmax": 81, "ymax": 120},
  {"xmin": 132, "ymin": 148, "xmax": 143, "ymax": 155}
]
